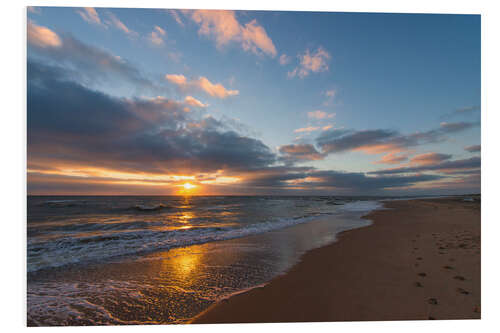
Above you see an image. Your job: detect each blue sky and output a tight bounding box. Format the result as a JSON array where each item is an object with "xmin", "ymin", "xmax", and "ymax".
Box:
[{"xmin": 26, "ymin": 7, "xmax": 480, "ymax": 195}]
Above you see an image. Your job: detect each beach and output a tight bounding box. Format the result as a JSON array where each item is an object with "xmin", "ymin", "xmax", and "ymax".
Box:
[{"xmin": 193, "ymin": 197, "xmax": 481, "ymax": 323}]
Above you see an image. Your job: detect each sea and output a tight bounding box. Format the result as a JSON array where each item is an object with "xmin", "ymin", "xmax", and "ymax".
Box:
[{"xmin": 27, "ymin": 195, "xmax": 386, "ymax": 325}]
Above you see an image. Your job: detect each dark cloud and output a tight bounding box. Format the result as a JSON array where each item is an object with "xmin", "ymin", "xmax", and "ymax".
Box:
[
  {"xmin": 315, "ymin": 121, "xmax": 479, "ymax": 155},
  {"xmin": 308, "ymin": 171, "xmax": 443, "ymax": 190},
  {"xmin": 316, "ymin": 129, "xmax": 396, "ymax": 154},
  {"xmin": 440, "ymin": 105, "xmax": 481, "ymax": 120},
  {"xmin": 240, "ymin": 168, "xmax": 443, "ymax": 192},
  {"xmin": 278, "ymin": 144, "xmax": 324, "ymax": 164},
  {"xmin": 28, "ymin": 60, "xmax": 275, "ymax": 175},
  {"xmin": 465, "ymin": 144, "xmax": 481, "ymax": 153},
  {"xmin": 369, "ymin": 157, "xmax": 480, "ymax": 175}
]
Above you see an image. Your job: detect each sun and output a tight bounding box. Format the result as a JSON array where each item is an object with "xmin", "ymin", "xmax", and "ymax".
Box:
[{"xmin": 182, "ymin": 182, "xmax": 196, "ymax": 190}]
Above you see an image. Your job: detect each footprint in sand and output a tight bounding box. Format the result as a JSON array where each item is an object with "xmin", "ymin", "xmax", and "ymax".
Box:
[
  {"xmin": 428, "ymin": 316, "xmax": 436, "ymax": 320},
  {"xmin": 457, "ymin": 288, "xmax": 469, "ymax": 295},
  {"xmin": 414, "ymin": 282, "xmax": 423, "ymax": 288},
  {"xmin": 416, "ymin": 257, "xmax": 423, "ymax": 261},
  {"xmin": 453, "ymin": 275, "xmax": 466, "ymax": 281},
  {"xmin": 428, "ymin": 298, "xmax": 438, "ymax": 305},
  {"xmin": 443, "ymin": 265, "xmax": 454, "ymax": 270},
  {"xmin": 418, "ymin": 272, "xmax": 427, "ymax": 277}
]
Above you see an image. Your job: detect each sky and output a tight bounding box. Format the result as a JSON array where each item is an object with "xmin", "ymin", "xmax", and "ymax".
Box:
[{"xmin": 27, "ymin": 6, "xmax": 481, "ymax": 196}]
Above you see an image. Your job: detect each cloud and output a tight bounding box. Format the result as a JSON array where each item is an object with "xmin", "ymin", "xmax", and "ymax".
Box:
[
  {"xmin": 294, "ymin": 126, "xmax": 321, "ymax": 133},
  {"xmin": 28, "ymin": 6, "xmax": 42, "ymax": 14},
  {"xmin": 28, "ymin": 32, "xmax": 158, "ymax": 93},
  {"xmin": 439, "ymin": 121, "xmax": 478, "ymax": 133},
  {"xmin": 76, "ymin": 7, "xmax": 104, "ymax": 27},
  {"xmin": 28, "ymin": 61, "xmax": 275, "ymax": 178},
  {"xmin": 441, "ymin": 105, "xmax": 480, "ymax": 120},
  {"xmin": 168, "ymin": 9, "xmax": 184, "ymax": 27},
  {"xmin": 279, "ymin": 54, "xmax": 291, "ymax": 65},
  {"xmin": 149, "ymin": 26, "xmax": 166, "ymax": 45},
  {"xmin": 369, "ymin": 157, "xmax": 480, "ymax": 175},
  {"xmin": 317, "ymin": 129, "xmax": 398, "ymax": 154},
  {"xmin": 186, "ymin": 10, "xmax": 277, "ymax": 57},
  {"xmin": 305, "ymin": 170, "xmax": 443, "ymax": 191},
  {"xmin": 323, "ymin": 89, "xmax": 336, "ymax": 106},
  {"xmin": 465, "ymin": 144, "xmax": 481, "ymax": 153},
  {"xmin": 105, "ymin": 12, "xmax": 138, "ymax": 38},
  {"xmin": 166, "ymin": 74, "xmax": 239, "ymax": 99},
  {"xmin": 374, "ymin": 152, "xmax": 409, "ymax": 165},
  {"xmin": 184, "ymin": 96, "xmax": 207, "ymax": 108},
  {"xmin": 278, "ymin": 144, "xmax": 324, "ymax": 163},
  {"xmin": 288, "ymin": 47, "xmax": 331, "ymax": 78},
  {"xmin": 243, "ymin": 168, "xmax": 442, "ymax": 193},
  {"xmin": 27, "ymin": 21, "xmax": 62, "ymax": 48},
  {"xmin": 410, "ymin": 152, "xmax": 452, "ymax": 166},
  {"xmin": 308, "ymin": 110, "xmax": 335, "ymax": 120},
  {"xmin": 316, "ymin": 121, "xmax": 479, "ymax": 155},
  {"xmin": 325, "ymin": 90, "xmax": 336, "ymax": 97}
]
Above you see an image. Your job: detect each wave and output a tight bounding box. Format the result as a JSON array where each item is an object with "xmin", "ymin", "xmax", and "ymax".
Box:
[
  {"xmin": 27, "ymin": 215, "xmax": 322, "ymax": 273},
  {"xmin": 28, "ymin": 200, "xmax": 383, "ymax": 273},
  {"xmin": 131, "ymin": 203, "xmax": 171, "ymax": 212},
  {"xmin": 41, "ymin": 200, "xmax": 87, "ymax": 208}
]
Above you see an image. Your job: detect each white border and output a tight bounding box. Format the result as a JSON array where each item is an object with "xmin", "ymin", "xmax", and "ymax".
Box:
[{"xmin": 3, "ymin": 0, "xmax": 499, "ymax": 332}]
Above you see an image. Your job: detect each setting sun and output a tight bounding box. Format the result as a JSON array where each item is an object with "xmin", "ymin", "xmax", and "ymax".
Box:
[{"xmin": 183, "ymin": 182, "xmax": 196, "ymax": 190}]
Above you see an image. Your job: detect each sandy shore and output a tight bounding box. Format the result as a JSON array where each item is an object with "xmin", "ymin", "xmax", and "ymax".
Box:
[{"xmin": 192, "ymin": 197, "xmax": 480, "ymax": 323}]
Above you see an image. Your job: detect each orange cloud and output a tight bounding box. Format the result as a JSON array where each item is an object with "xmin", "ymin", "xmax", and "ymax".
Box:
[
  {"xmin": 374, "ymin": 152, "xmax": 409, "ymax": 165},
  {"xmin": 294, "ymin": 126, "xmax": 320, "ymax": 133},
  {"xmin": 308, "ymin": 110, "xmax": 335, "ymax": 120},
  {"xmin": 410, "ymin": 152, "xmax": 452, "ymax": 166},
  {"xmin": 289, "ymin": 47, "xmax": 331, "ymax": 78},
  {"xmin": 149, "ymin": 26, "xmax": 166, "ymax": 45},
  {"xmin": 77, "ymin": 7, "xmax": 103, "ymax": 26},
  {"xmin": 187, "ymin": 10, "xmax": 277, "ymax": 57},
  {"xmin": 27, "ymin": 21, "xmax": 62, "ymax": 48},
  {"xmin": 166, "ymin": 74, "xmax": 239, "ymax": 99},
  {"xmin": 184, "ymin": 96, "xmax": 207, "ymax": 108}
]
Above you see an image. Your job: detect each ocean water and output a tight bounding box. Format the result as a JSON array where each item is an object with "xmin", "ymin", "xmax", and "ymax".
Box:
[{"xmin": 27, "ymin": 195, "xmax": 383, "ymax": 325}]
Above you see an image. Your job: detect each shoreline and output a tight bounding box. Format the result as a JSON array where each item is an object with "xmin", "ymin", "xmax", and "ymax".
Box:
[{"xmin": 192, "ymin": 197, "xmax": 480, "ymax": 323}]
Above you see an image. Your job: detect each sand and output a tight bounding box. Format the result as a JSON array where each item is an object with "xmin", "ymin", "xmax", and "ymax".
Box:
[{"xmin": 192, "ymin": 198, "xmax": 480, "ymax": 323}]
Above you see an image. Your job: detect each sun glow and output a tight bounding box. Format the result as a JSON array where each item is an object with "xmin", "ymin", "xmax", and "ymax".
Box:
[{"xmin": 183, "ymin": 182, "xmax": 196, "ymax": 190}]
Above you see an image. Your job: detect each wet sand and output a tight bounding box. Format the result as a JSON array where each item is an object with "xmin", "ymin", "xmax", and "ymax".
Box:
[{"xmin": 192, "ymin": 197, "xmax": 481, "ymax": 323}]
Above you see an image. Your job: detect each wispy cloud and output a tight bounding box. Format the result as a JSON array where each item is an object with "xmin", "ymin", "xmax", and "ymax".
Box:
[
  {"xmin": 294, "ymin": 126, "xmax": 320, "ymax": 133},
  {"xmin": 308, "ymin": 110, "xmax": 335, "ymax": 120},
  {"xmin": 168, "ymin": 9, "xmax": 184, "ymax": 27},
  {"xmin": 166, "ymin": 74, "xmax": 239, "ymax": 99},
  {"xmin": 279, "ymin": 53, "xmax": 291, "ymax": 65},
  {"xmin": 288, "ymin": 47, "xmax": 331, "ymax": 78},
  {"xmin": 148, "ymin": 26, "xmax": 166, "ymax": 45},
  {"xmin": 465, "ymin": 144, "xmax": 481, "ymax": 153},
  {"xmin": 185, "ymin": 10, "xmax": 277, "ymax": 57},
  {"xmin": 410, "ymin": 152, "xmax": 452, "ymax": 166},
  {"xmin": 28, "ymin": 31, "xmax": 159, "ymax": 93},
  {"xmin": 76, "ymin": 7, "xmax": 105, "ymax": 27},
  {"xmin": 316, "ymin": 121, "xmax": 479, "ymax": 155},
  {"xmin": 369, "ymin": 157, "xmax": 480, "ymax": 176},
  {"xmin": 440, "ymin": 105, "xmax": 481, "ymax": 120},
  {"xmin": 106, "ymin": 12, "xmax": 138, "ymax": 38}
]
